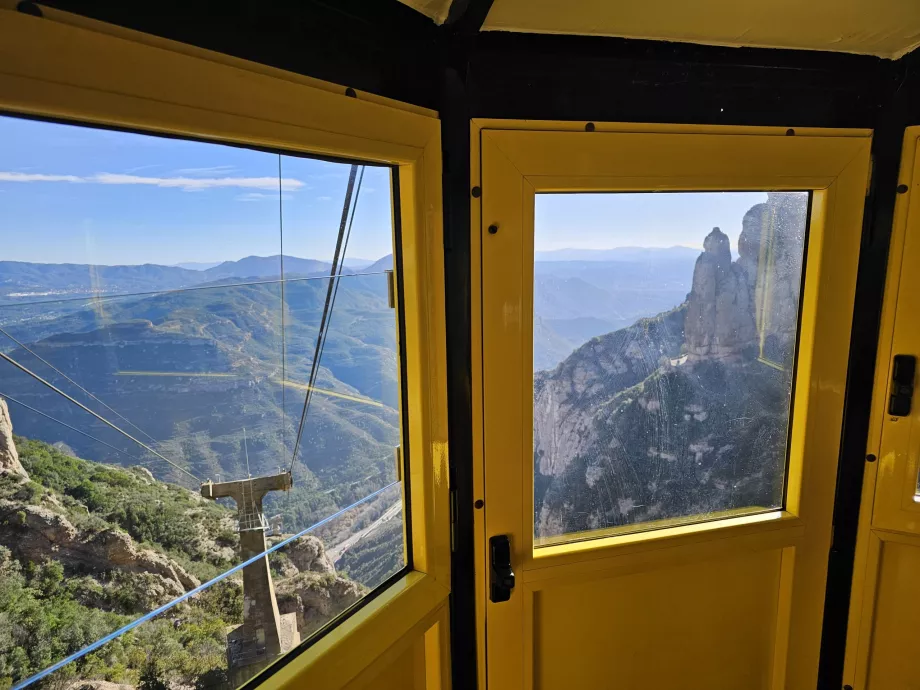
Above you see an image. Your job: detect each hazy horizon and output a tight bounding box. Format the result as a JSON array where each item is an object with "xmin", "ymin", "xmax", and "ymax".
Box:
[
  {"xmin": 2, "ymin": 114, "xmax": 769, "ymax": 266},
  {"xmin": 1, "ymin": 245, "xmax": 708, "ymax": 269}
]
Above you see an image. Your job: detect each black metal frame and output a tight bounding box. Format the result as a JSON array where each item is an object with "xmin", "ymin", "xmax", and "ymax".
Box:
[{"xmin": 29, "ymin": 1, "xmax": 920, "ymax": 687}]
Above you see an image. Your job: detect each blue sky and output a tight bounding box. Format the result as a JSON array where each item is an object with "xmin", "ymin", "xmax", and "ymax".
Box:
[
  {"xmin": 0, "ymin": 115, "xmax": 394, "ymax": 265},
  {"xmin": 536, "ymin": 191, "xmax": 769, "ymax": 255},
  {"xmin": 1, "ymin": 114, "xmax": 770, "ymax": 266}
]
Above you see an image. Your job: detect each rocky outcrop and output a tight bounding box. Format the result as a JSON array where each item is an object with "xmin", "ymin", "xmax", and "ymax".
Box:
[
  {"xmin": 737, "ymin": 193, "xmax": 807, "ymax": 363},
  {"xmin": 684, "ymin": 228, "xmax": 756, "ymax": 359},
  {"xmin": 0, "ymin": 499, "xmax": 199, "ymax": 596},
  {"xmin": 686, "ymin": 194, "xmax": 806, "ymax": 362},
  {"xmin": 285, "ymin": 535, "xmax": 335, "ymax": 575},
  {"xmin": 276, "ymin": 572, "xmax": 365, "ymax": 637},
  {"xmin": 0, "ymin": 398, "xmax": 28, "ymax": 480},
  {"xmin": 533, "ymin": 306, "xmax": 686, "ymax": 477}
]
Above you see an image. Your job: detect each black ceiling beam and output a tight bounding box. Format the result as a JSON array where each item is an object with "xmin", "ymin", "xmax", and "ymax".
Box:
[
  {"xmin": 467, "ymin": 31, "xmax": 889, "ymax": 128},
  {"xmin": 444, "ymin": 0, "xmax": 495, "ymax": 35}
]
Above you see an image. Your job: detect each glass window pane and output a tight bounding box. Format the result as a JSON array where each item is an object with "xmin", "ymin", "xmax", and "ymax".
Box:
[
  {"xmin": 533, "ymin": 191, "xmax": 809, "ymax": 545},
  {"xmin": 0, "ymin": 115, "xmax": 406, "ymax": 688}
]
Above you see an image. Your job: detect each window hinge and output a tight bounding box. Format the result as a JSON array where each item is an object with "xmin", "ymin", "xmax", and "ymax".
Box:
[
  {"xmin": 394, "ymin": 445, "xmax": 403, "ymax": 483},
  {"xmin": 449, "ymin": 489, "xmax": 458, "ymax": 553},
  {"xmin": 386, "ymin": 269, "xmax": 396, "ymax": 309}
]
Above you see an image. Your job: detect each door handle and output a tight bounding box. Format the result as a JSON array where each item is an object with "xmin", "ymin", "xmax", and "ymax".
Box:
[
  {"xmin": 889, "ymin": 354, "xmax": 916, "ymax": 417},
  {"xmin": 490, "ymin": 534, "xmax": 515, "ymax": 603}
]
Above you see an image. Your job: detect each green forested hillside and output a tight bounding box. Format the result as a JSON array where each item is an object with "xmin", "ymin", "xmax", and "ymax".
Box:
[
  {"xmin": 0, "ymin": 438, "xmax": 242, "ymax": 690},
  {"xmin": 0, "ymin": 435, "xmax": 391, "ymax": 690}
]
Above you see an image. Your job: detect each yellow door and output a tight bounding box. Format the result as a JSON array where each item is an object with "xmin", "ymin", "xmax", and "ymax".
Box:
[
  {"xmin": 844, "ymin": 127, "xmax": 920, "ymax": 690},
  {"xmin": 472, "ymin": 122, "xmax": 872, "ymax": 689}
]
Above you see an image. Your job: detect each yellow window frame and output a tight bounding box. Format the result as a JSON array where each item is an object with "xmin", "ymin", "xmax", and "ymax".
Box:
[
  {"xmin": 470, "ymin": 119, "xmax": 871, "ymax": 689},
  {"xmin": 0, "ymin": 9, "xmax": 450, "ymax": 689}
]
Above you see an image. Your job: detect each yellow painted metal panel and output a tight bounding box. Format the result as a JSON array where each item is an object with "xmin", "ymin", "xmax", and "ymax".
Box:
[
  {"xmin": 482, "ymin": 0, "xmax": 920, "ymax": 59},
  {"xmin": 485, "ymin": 129, "xmax": 868, "ymax": 180},
  {"xmin": 342, "ymin": 603, "xmax": 450, "ymax": 690},
  {"xmin": 480, "ymin": 132, "xmax": 527, "ymax": 689},
  {"xmin": 871, "ymin": 138, "xmax": 920, "ymax": 536},
  {"xmin": 470, "ymin": 122, "xmax": 490, "ymax": 690},
  {"xmin": 0, "ymin": 11, "xmax": 451, "ymax": 690},
  {"xmin": 865, "ymin": 537, "xmax": 920, "ymax": 688},
  {"xmin": 4, "ymin": 3, "xmax": 437, "ymax": 119},
  {"xmin": 532, "ymin": 549, "xmax": 783, "ymax": 690},
  {"xmin": 475, "ymin": 121, "xmax": 870, "ymax": 689}
]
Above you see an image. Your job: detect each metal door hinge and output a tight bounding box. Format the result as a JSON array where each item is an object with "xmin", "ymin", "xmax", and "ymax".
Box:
[{"xmin": 386, "ymin": 269, "xmax": 396, "ymax": 309}]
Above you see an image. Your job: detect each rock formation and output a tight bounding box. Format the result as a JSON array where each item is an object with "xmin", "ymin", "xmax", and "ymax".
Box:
[
  {"xmin": 737, "ymin": 193, "xmax": 807, "ymax": 363},
  {"xmin": 0, "ymin": 398, "xmax": 28, "ymax": 480},
  {"xmin": 533, "ymin": 307, "xmax": 686, "ymax": 478},
  {"xmin": 276, "ymin": 571, "xmax": 365, "ymax": 638},
  {"xmin": 684, "ymin": 227, "xmax": 756, "ymax": 359},
  {"xmin": 285, "ymin": 535, "xmax": 336, "ymax": 574},
  {"xmin": 0, "ymin": 500, "xmax": 199, "ymax": 597}
]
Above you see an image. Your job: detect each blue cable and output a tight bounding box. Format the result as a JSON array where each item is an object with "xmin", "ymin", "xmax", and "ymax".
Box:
[{"xmin": 13, "ymin": 480, "xmax": 400, "ymax": 690}]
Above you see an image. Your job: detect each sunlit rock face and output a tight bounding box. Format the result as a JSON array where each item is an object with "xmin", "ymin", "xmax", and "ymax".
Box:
[
  {"xmin": 0, "ymin": 398, "xmax": 27, "ymax": 480},
  {"xmin": 685, "ymin": 227, "xmax": 755, "ymax": 360}
]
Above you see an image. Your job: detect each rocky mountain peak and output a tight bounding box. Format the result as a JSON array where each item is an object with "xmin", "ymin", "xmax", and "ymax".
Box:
[
  {"xmin": 0, "ymin": 398, "xmax": 28, "ymax": 480},
  {"xmin": 684, "ymin": 227, "xmax": 755, "ymax": 359},
  {"xmin": 702, "ymin": 226, "xmax": 731, "ymax": 259}
]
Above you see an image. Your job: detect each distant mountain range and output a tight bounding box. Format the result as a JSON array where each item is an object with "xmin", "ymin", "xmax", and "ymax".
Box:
[
  {"xmin": 533, "ymin": 248, "xmax": 697, "ymax": 369},
  {"xmin": 173, "ymin": 258, "xmax": 377, "ymax": 272},
  {"xmin": 534, "ymin": 246, "xmax": 701, "ymax": 262},
  {"xmin": 0, "ymin": 253, "xmax": 395, "ymax": 305}
]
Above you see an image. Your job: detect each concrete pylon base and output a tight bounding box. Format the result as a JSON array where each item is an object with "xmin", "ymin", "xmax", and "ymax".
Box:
[{"xmin": 227, "ymin": 612, "xmax": 300, "ymax": 688}]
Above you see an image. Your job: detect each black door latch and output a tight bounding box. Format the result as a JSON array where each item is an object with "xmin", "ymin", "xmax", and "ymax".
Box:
[
  {"xmin": 489, "ymin": 534, "xmax": 515, "ymax": 603},
  {"xmin": 889, "ymin": 354, "xmax": 916, "ymax": 417}
]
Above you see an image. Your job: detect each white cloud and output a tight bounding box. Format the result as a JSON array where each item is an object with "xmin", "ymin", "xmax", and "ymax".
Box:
[
  {"xmin": 0, "ymin": 172, "xmax": 84, "ymax": 183},
  {"xmin": 93, "ymin": 173, "xmax": 304, "ymax": 192},
  {"xmin": 316, "ymin": 196, "xmax": 332, "ymax": 201},
  {"xmin": 0, "ymin": 170, "xmax": 305, "ymax": 192}
]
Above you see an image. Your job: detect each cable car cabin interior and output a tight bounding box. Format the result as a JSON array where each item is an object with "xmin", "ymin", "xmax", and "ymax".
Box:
[{"xmin": 3, "ymin": 1, "xmax": 920, "ymax": 689}]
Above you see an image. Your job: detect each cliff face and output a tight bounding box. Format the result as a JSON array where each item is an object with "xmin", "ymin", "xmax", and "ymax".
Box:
[
  {"xmin": 533, "ymin": 193, "xmax": 806, "ymax": 539},
  {"xmin": 684, "ymin": 227, "xmax": 755, "ymax": 359},
  {"xmin": 533, "ymin": 306, "xmax": 686, "ymax": 477},
  {"xmin": 685, "ymin": 192, "xmax": 806, "ymax": 362},
  {"xmin": 0, "ymin": 399, "xmax": 27, "ymax": 480}
]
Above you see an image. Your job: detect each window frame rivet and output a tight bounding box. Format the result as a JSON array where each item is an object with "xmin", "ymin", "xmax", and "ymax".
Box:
[
  {"xmin": 474, "ymin": 499, "xmax": 484, "ymax": 509},
  {"xmin": 471, "ymin": 186, "xmax": 482, "ymax": 198},
  {"xmin": 488, "ymin": 224, "xmax": 499, "ymax": 235},
  {"xmin": 866, "ymin": 454, "xmax": 877, "ymax": 463},
  {"xmin": 897, "ymin": 184, "xmax": 909, "ymax": 194}
]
